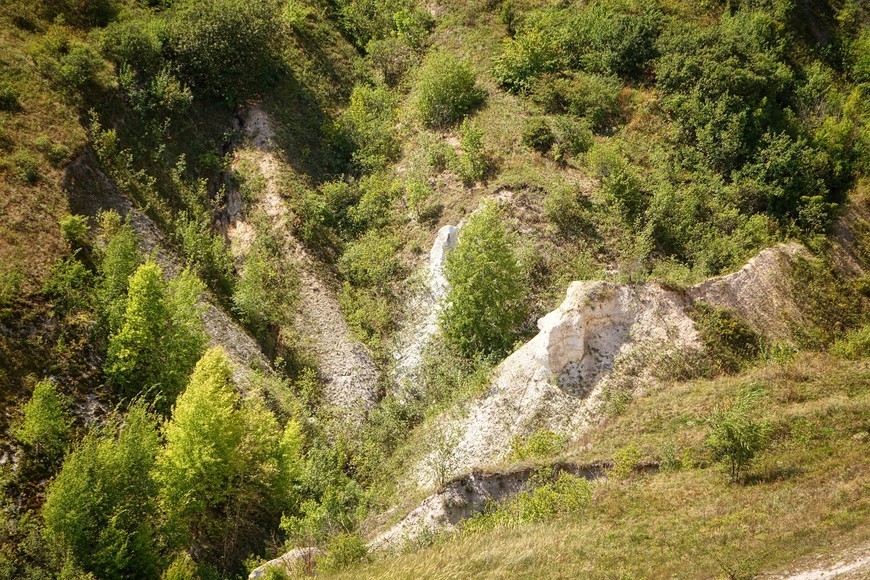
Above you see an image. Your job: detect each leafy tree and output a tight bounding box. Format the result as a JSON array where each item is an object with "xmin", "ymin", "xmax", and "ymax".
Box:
[
  {"xmin": 165, "ymin": 0, "xmax": 282, "ymax": 103},
  {"xmin": 42, "ymin": 403, "xmax": 161, "ymax": 578},
  {"xmin": 156, "ymin": 348, "xmax": 304, "ymax": 572},
  {"xmin": 441, "ymin": 203, "xmax": 526, "ymax": 357},
  {"xmin": 95, "ymin": 212, "xmax": 142, "ymax": 333},
  {"xmin": 105, "ymin": 262, "xmax": 206, "ymax": 407},
  {"xmin": 414, "ymin": 52, "xmax": 483, "ymax": 128},
  {"xmin": 706, "ymin": 389, "xmax": 771, "ymax": 482},
  {"xmin": 12, "ymin": 380, "xmax": 72, "ymax": 460}
]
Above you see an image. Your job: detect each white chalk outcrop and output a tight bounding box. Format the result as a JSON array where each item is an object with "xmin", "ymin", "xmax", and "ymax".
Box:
[
  {"xmin": 416, "ymin": 280, "xmax": 700, "ymax": 487},
  {"xmin": 391, "ymin": 224, "xmax": 459, "ymax": 390},
  {"xmin": 689, "ymin": 242, "xmax": 809, "ymax": 341}
]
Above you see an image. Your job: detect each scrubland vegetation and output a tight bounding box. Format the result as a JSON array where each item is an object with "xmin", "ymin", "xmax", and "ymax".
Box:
[{"xmin": 0, "ymin": 0, "xmax": 867, "ymax": 578}]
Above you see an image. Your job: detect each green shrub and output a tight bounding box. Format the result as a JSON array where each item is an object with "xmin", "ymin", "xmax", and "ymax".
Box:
[
  {"xmin": 233, "ymin": 229, "xmax": 297, "ymax": 334},
  {"xmin": 441, "ymin": 203, "xmax": 526, "ymax": 357},
  {"xmin": 95, "ymin": 212, "xmax": 143, "ymax": 333},
  {"xmin": 98, "ymin": 16, "xmax": 165, "ymax": 76},
  {"xmin": 340, "ymin": 283, "xmax": 395, "ymax": 345},
  {"xmin": 43, "ymin": 403, "xmax": 161, "ymax": 578},
  {"xmin": 492, "ymin": 27, "xmax": 560, "ymax": 93},
  {"xmin": 830, "ymin": 323, "xmax": 870, "ymax": 359},
  {"xmin": 59, "ymin": 214, "xmax": 89, "ymax": 247},
  {"xmin": 336, "ymin": 83, "xmax": 399, "ymax": 173},
  {"xmin": 706, "ymin": 388, "xmax": 771, "ymax": 482},
  {"xmin": 691, "ymin": 304, "xmax": 762, "ymax": 374},
  {"xmin": 414, "ymin": 52, "xmax": 483, "ymax": 128},
  {"xmin": 105, "ymin": 262, "xmax": 206, "ymax": 407},
  {"xmin": 521, "ymin": 117, "xmax": 554, "ymax": 153},
  {"xmin": 509, "ymin": 430, "xmax": 566, "ymax": 462},
  {"xmin": 532, "ymin": 72, "xmax": 622, "ymax": 131},
  {"xmin": 10, "ymin": 151, "xmax": 40, "ymax": 184},
  {"xmin": 543, "ymin": 184, "xmax": 595, "ymax": 237},
  {"xmin": 175, "ymin": 213, "xmax": 234, "ymax": 294},
  {"xmin": 462, "ymin": 471, "xmax": 592, "ymax": 534},
  {"xmin": 347, "ymin": 172, "xmax": 401, "ymax": 232},
  {"xmin": 35, "ymin": 135, "xmax": 71, "ymax": 167},
  {"xmin": 338, "ymin": 230, "xmax": 402, "ymax": 287},
  {"xmin": 12, "ymin": 380, "xmax": 72, "ymax": 460},
  {"xmin": 0, "ymin": 83, "xmax": 20, "ymax": 112},
  {"xmin": 43, "ymin": 256, "xmax": 91, "ymax": 312},
  {"xmin": 165, "ymin": 0, "xmax": 282, "ymax": 103},
  {"xmin": 551, "ymin": 115, "xmax": 594, "ymax": 158},
  {"xmin": 611, "ymin": 442, "xmax": 642, "ymax": 479},
  {"xmin": 320, "ymin": 533, "xmax": 370, "ymax": 573},
  {"xmin": 457, "ymin": 119, "xmax": 488, "ymax": 182},
  {"xmin": 39, "ymin": 0, "xmax": 119, "ymax": 28}
]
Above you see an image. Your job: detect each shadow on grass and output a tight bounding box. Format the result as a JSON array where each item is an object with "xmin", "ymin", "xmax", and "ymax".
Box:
[{"xmin": 744, "ymin": 465, "xmax": 804, "ymax": 485}]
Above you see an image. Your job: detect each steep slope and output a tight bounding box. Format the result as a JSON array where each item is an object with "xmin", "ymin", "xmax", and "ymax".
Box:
[{"xmin": 229, "ymin": 105, "xmax": 378, "ymax": 413}]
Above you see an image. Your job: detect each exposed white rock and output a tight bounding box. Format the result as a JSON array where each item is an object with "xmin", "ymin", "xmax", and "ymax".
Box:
[
  {"xmin": 391, "ymin": 225, "xmax": 459, "ymax": 390},
  {"xmin": 248, "ymin": 547, "xmax": 322, "ymax": 579},
  {"xmin": 416, "ymin": 281, "xmax": 700, "ymax": 487},
  {"xmin": 689, "ymin": 242, "xmax": 809, "ymax": 341}
]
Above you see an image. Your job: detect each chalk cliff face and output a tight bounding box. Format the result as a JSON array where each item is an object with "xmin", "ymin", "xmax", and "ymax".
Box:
[
  {"xmin": 689, "ymin": 242, "xmax": 810, "ymax": 341},
  {"xmin": 416, "ymin": 280, "xmax": 701, "ymax": 487}
]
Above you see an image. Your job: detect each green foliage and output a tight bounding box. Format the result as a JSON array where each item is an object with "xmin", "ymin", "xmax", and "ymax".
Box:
[
  {"xmin": 441, "ymin": 203, "xmax": 526, "ymax": 357},
  {"xmin": 33, "ymin": 30, "xmax": 107, "ymax": 94},
  {"xmin": 319, "ymin": 533, "xmax": 370, "ymax": 573},
  {"xmin": 587, "ymin": 142, "xmax": 645, "ymax": 225},
  {"xmin": 95, "ymin": 212, "xmax": 143, "ymax": 332},
  {"xmin": 543, "ymin": 184, "xmax": 595, "ymax": 237},
  {"xmin": 611, "ymin": 442, "xmax": 642, "ymax": 479},
  {"xmin": 156, "ymin": 348, "xmax": 303, "ymax": 572},
  {"xmin": 232, "ymin": 228, "xmax": 297, "ymax": 334},
  {"xmin": 165, "ymin": 0, "xmax": 282, "ymax": 103},
  {"xmin": 492, "ymin": 2, "xmax": 661, "ymax": 92},
  {"xmin": 347, "ymin": 172, "xmax": 401, "ymax": 232},
  {"xmin": 174, "ymin": 212, "xmax": 234, "ymax": 294},
  {"xmin": 339, "ymin": 230, "xmax": 401, "ymax": 287},
  {"xmin": 58, "ymin": 214, "xmax": 89, "ymax": 247},
  {"xmin": 509, "ymin": 430, "xmax": 566, "ymax": 462},
  {"xmin": 706, "ymin": 388, "xmax": 771, "ymax": 482},
  {"xmin": 161, "ymin": 553, "xmax": 197, "ymax": 580},
  {"xmin": 521, "ymin": 117, "xmax": 554, "ymax": 153},
  {"xmin": 335, "ymin": 83, "xmax": 399, "ymax": 173},
  {"xmin": 12, "ymin": 380, "xmax": 72, "ymax": 460},
  {"xmin": 462, "ymin": 471, "xmax": 592, "ymax": 534},
  {"xmin": 105, "ymin": 262, "xmax": 206, "ymax": 408},
  {"xmin": 9, "ymin": 151, "xmax": 40, "ymax": 184},
  {"xmin": 43, "ymin": 403, "xmax": 161, "ymax": 578},
  {"xmin": 43, "ymin": 256, "xmax": 91, "ymax": 312},
  {"xmin": 0, "ymin": 83, "xmax": 21, "ymax": 112},
  {"xmin": 414, "ymin": 52, "xmax": 483, "ymax": 128},
  {"xmin": 457, "ymin": 119, "xmax": 488, "ymax": 182},
  {"xmin": 551, "ymin": 115, "xmax": 594, "ymax": 158},
  {"xmin": 37, "ymin": 0, "xmax": 119, "ymax": 28},
  {"xmin": 830, "ymin": 323, "xmax": 870, "ymax": 359},
  {"xmin": 338, "ymin": 0, "xmax": 427, "ymax": 49},
  {"xmin": 531, "ymin": 72, "xmax": 622, "ymax": 131},
  {"xmin": 691, "ymin": 304, "xmax": 763, "ymax": 374}
]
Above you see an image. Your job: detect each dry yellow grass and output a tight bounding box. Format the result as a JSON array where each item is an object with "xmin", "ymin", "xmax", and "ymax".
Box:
[{"xmin": 329, "ymin": 353, "xmax": 869, "ymax": 579}]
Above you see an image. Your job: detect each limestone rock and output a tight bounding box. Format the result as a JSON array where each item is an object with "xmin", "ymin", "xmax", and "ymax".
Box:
[
  {"xmin": 416, "ymin": 281, "xmax": 699, "ymax": 487},
  {"xmin": 248, "ymin": 547, "xmax": 322, "ymax": 579}
]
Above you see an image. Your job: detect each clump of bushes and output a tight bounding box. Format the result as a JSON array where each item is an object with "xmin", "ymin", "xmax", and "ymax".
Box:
[
  {"xmin": 414, "ymin": 52, "xmax": 483, "ymax": 128},
  {"xmin": 335, "ymin": 83, "xmax": 399, "ymax": 173},
  {"xmin": 12, "ymin": 380, "xmax": 72, "ymax": 461},
  {"xmin": 165, "ymin": 0, "xmax": 283, "ymax": 103},
  {"xmin": 521, "ymin": 117, "xmax": 555, "ymax": 153}
]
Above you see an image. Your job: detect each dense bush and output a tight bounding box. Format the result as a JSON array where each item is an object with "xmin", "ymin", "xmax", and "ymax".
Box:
[
  {"xmin": 43, "ymin": 403, "xmax": 161, "ymax": 578},
  {"xmin": 338, "ymin": 231, "xmax": 401, "ymax": 288},
  {"xmin": 232, "ymin": 228, "xmax": 297, "ymax": 335},
  {"xmin": 156, "ymin": 348, "xmax": 304, "ymax": 572},
  {"xmin": 531, "ymin": 72, "xmax": 622, "ymax": 131},
  {"xmin": 414, "ymin": 52, "xmax": 483, "ymax": 128},
  {"xmin": 165, "ymin": 0, "xmax": 282, "ymax": 103},
  {"xmin": 335, "ymin": 84, "xmax": 399, "ymax": 173},
  {"xmin": 38, "ymin": 0, "xmax": 119, "ymax": 29},
  {"xmin": 105, "ymin": 262, "xmax": 206, "ymax": 408},
  {"xmin": 521, "ymin": 117, "xmax": 555, "ymax": 153},
  {"xmin": 691, "ymin": 303, "xmax": 763, "ymax": 374},
  {"xmin": 457, "ymin": 119, "xmax": 488, "ymax": 182},
  {"xmin": 441, "ymin": 203, "xmax": 526, "ymax": 357},
  {"xmin": 12, "ymin": 380, "xmax": 72, "ymax": 460}
]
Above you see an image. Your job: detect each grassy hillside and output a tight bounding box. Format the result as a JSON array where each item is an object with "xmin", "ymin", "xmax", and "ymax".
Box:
[
  {"xmin": 331, "ymin": 353, "xmax": 869, "ymax": 579},
  {"xmin": 0, "ymin": 0, "xmax": 867, "ymax": 578}
]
